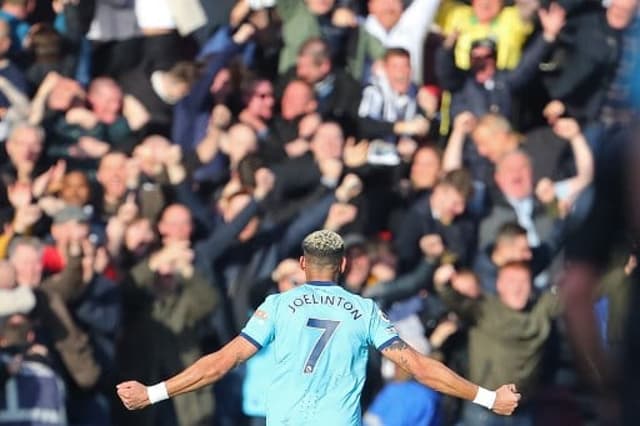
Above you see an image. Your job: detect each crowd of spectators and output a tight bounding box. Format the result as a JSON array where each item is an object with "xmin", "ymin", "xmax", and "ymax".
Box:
[{"xmin": 0, "ymin": 0, "xmax": 638, "ymax": 425}]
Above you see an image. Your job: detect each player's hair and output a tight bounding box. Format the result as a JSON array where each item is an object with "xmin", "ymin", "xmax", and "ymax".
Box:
[{"xmin": 302, "ymin": 230, "xmax": 345, "ymax": 269}]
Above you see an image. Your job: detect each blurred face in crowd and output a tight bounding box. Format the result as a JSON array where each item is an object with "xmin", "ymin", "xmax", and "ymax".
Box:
[
  {"xmin": 1, "ymin": 0, "xmax": 35, "ymax": 19},
  {"xmin": 493, "ymin": 234, "xmax": 532, "ymax": 266},
  {"xmin": 471, "ymin": 123, "xmax": 510, "ymax": 163},
  {"xmin": 134, "ymin": 135, "xmax": 171, "ymax": 177},
  {"xmin": 496, "ymin": 265, "xmax": 532, "ymax": 311},
  {"xmin": 410, "ymin": 146, "xmax": 441, "ymax": 190},
  {"xmin": 125, "ymin": 217, "xmax": 155, "ymax": 254},
  {"xmin": 245, "ymin": 80, "xmax": 275, "ymax": 121},
  {"xmin": 225, "ymin": 124, "xmax": 258, "ymax": 167},
  {"xmin": 51, "ymin": 220, "xmax": 89, "ymax": 247},
  {"xmin": 296, "ymin": 54, "xmax": 331, "ymax": 85},
  {"xmin": 310, "ymin": 122, "xmax": 344, "ymax": 162},
  {"xmin": 0, "ymin": 261, "xmax": 16, "ymax": 290},
  {"xmin": 472, "ymin": 0, "xmax": 503, "ymax": 23},
  {"xmin": 431, "ymin": 183, "xmax": 466, "ymax": 225},
  {"xmin": 9, "ymin": 243, "xmax": 43, "ymax": 288},
  {"xmin": 305, "ymin": 0, "xmax": 335, "ymax": 15},
  {"xmin": 272, "ymin": 258, "xmax": 306, "ymax": 293},
  {"xmin": 222, "ymin": 193, "xmax": 260, "ymax": 242},
  {"xmin": 345, "ymin": 243, "xmax": 371, "ymax": 293},
  {"xmin": 164, "ymin": 74, "xmax": 190, "ymax": 103},
  {"xmin": 87, "ymin": 78, "xmax": 123, "ymax": 124},
  {"xmin": 470, "ymin": 46, "xmax": 496, "ymax": 83},
  {"xmin": 281, "ymin": 81, "xmax": 317, "ymax": 121},
  {"xmin": 495, "ymin": 151, "xmax": 533, "ymax": 200},
  {"xmin": 61, "ymin": 171, "xmax": 91, "ymax": 206},
  {"xmin": 384, "ymin": 52, "xmax": 412, "ymax": 94},
  {"xmin": 97, "ymin": 152, "xmax": 128, "ymax": 200},
  {"xmin": 368, "ymin": 0, "xmax": 403, "ymax": 31},
  {"xmin": 158, "ymin": 204, "xmax": 193, "ymax": 244},
  {"xmin": 6, "ymin": 126, "xmax": 43, "ymax": 170},
  {"xmin": 607, "ymin": 0, "xmax": 639, "ymax": 29}
]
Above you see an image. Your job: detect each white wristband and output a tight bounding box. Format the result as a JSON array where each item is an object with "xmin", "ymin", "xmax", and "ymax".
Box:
[
  {"xmin": 472, "ymin": 386, "xmax": 496, "ymax": 410},
  {"xmin": 146, "ymin": 382, "xmax": 169, "ymax": 404}
]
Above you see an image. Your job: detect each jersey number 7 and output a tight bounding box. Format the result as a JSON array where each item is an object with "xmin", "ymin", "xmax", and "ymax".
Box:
[{"xmin": 304, "ymin": 318, "xmax": 341, "ymax": 374}]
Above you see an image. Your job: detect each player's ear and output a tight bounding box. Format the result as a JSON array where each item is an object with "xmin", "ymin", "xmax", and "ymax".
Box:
[
  {"xmin": 299, "ymin": 256, "xmax": 306, "ymax": 271},
  {"xmin": 340, "ymin": 256, "xmax": 347, "ymax": 273}
]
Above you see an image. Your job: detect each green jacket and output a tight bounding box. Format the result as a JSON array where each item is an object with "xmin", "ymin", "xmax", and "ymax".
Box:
[
  {"xmin": 438, "ymin": 284, "xmax": 561, "ymax": 397},
  {"xmin": 276, "ymin": 0, "xmax": 385, "ymax": 80}
]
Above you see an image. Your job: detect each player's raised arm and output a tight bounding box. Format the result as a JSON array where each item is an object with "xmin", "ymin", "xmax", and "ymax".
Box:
[
  {"xmin": 380, "ymin": 338, "xmax": 520, "ymax": 415},
  {"xmin": 116, "ymin": 335, "xmax": 258, "ymax": 410}
]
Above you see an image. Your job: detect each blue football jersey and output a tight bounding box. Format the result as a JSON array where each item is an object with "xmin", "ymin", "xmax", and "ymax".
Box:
[{"xmin": 240, "ymin": 281, "xmax": 400, "ymax": 426}]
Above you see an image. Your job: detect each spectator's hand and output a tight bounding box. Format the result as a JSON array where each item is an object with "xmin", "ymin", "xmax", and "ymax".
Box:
[
  {"xmin": 420, "ymin": 234, "xmax": 445, "ymax": 261},
  {"xmin": 332, "ymin": 7, "xmax": 358, "ymax": 27},
  {"xmin": 335, "ymin": 173, "xmax": 363, "ymax": 203},
  {"xmin": 397, "ymin": 137, "xmax": 418, "ymax": 162},
  {"xmin": 433, "ymin": 264, "xmax": 456, "ymax": 288},
  {"xmin": 125, "ymin": 219, "xmax": 153, "ymax": 252},
  {"xmin": 429, "ymin": 317, "xmax": 459, "ymax": 348},
  {"xmin": 417, "ymin": 87, "xmax": 439, "ymax": 119},
  {"xmin": 492, "ymin": 384, "xmax": 521, "ymax": 415},
  {"xmin": 7, "ymin": 182, "xmax": 32, "ymax": 208},
  {"xmin": 38, "ymin": 196, "xmax": 66, "ymax": 216},
  {"xmin": 552, "ymin": 117, "xmax": 581, "ymax": 141},
  {"xmin": 65, "ymin": 107, "xmax": 98, "ymax": 129},
  {"xmin": 539, "ymin": 2, "xmax": 566, "ymax": 42},
  {"xmin": 126, "ymin": 157, "xmax": 141, "ymax": 190},
  {"xmin": 625, "ymin": 255, "xmax": 637, "ymax": 276},
  {"xmin": 285, "ymin": 138, "xmax": 310, "ymax": 158},
  {"xmin": 318, "ymin": 157, "xmax": 344, "ymax": 183},
  {"xmin": 443, "ymin": 30, "xmax": 459, "ymax": 50},
  {"xmin": 399, "ymin": 116, "xmax": 430, "ymax": 136},
  {"xmin": 116, "ymin": 193, "xmax": 139, "ymax": 225},
  {"xmin": 253, "ymin": 167, "xmax": 275, "ymax": 201},
  {"xmin": 299, "ymin": 113, "xmax": 321, "ymax": 139},
  {"xmin": 232, "ymin": 23, "xmax": 256, "ymax": 44},
  {"xmin": 343, "ymin": 138, "xmax": 369, "ymax": 168},
  {"xmin": 117, "ymin": 381, "xmax": 150, "ymax": 411},
  {"xmin": 535, "ymin": 177, "xmax": 556, "ymax": 204},
  {"xmin": 453, "ymin": 111, "xmax": 476, "ymax": 135},
  {"xmin": 76, "ymin": 136, "xmax": 110, "ymax": 158},
  {"xmin": 164, "ymin": 145, "xmax": 186, "ymax": 184},
  {"xmin": 94, "ymin": 246, "xmax": 109, "ymax": 274},
  {"xmin": 13, "ymin": 204, "xmax": 42, "ymax": 234},
  {"xmin": 122, "ymin": 95, "xmax": 150, "ymax": 131},
  {"xmin": 324, "ymin": 203, "xmax": 358, "ymax": 231},
  {"xmin": 210, "ymin": 104, "xmax": 232, "ymax": 131},
  {"xmin": 543, "ymin": 100, "xmax": 565, "ymax": 124},
  {"xmin": 32, "ymin": 160, "xmax": 65, "ymax": 199}
]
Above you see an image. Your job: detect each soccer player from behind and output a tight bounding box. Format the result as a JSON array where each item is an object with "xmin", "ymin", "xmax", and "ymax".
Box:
[{"xmin": 117, "ymin": 230, "xmax": 521, "ymax": 424}]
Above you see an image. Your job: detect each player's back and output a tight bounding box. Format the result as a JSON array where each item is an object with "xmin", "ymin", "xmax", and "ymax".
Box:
[{"xmin": 240, "ymin": 281, "xmax": 399, "ymax": 426}]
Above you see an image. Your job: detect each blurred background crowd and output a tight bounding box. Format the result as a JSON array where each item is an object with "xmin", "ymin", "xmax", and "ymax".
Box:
[{"xmin": 0, "ymin": 0, "xmax": 638, "ymax": 425}]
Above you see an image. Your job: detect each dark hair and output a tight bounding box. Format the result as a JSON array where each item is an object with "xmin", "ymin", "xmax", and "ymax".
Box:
[
  {"xmin": 167, "ymin": 61, "xmax": 202, "ymax": 87},
  {"xmin": 496, "ymin": 222, "xmax": 527, "ymax": 244},
  {"xmin": 298, "ymin": 37, "xmax": 332, "ymax": 66},
  {"xmin": 237, "ymin": 153, "xmax": 266, "ymax": 189},
  {"xmin": 437, "ymin": 169, "xmax": 473, "ymax": 200},
  {"xmin": 302, "ymin": 230, "xmax": 345, "ymax": 269},
  {"xmin": 498, "ymin": 260, "xmax": 531, "ymax": 275},
  {"xmin": 29, "ymin": 24, "xmax": 63, "ymax": 63},
  {"xmin": 384, "ymin": 47, "xmax": 411, "ymax": 61}
]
